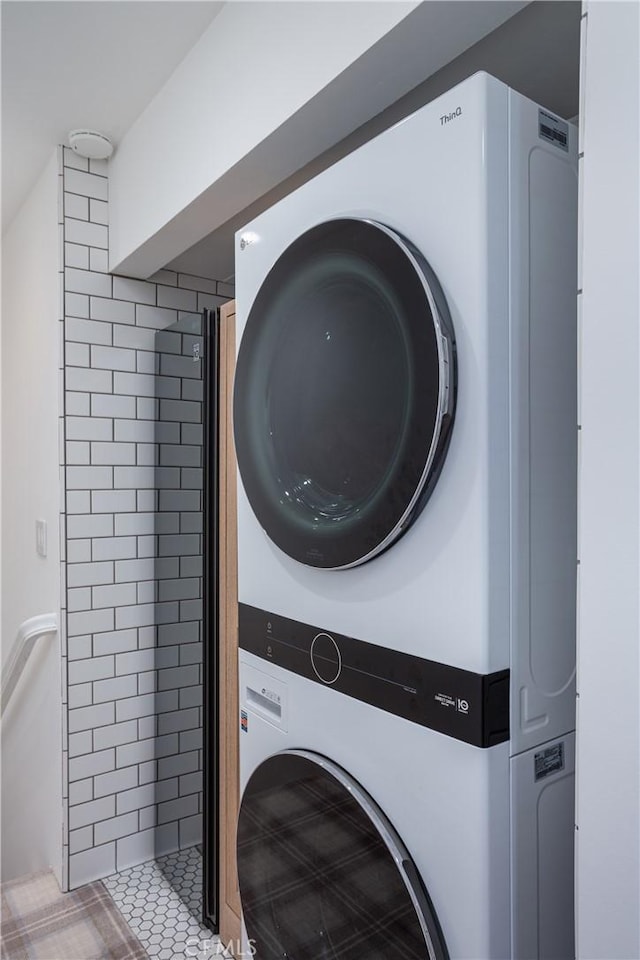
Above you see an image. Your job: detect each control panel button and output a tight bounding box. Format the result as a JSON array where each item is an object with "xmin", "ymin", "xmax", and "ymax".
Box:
[{"xmin": 310, "ymin": 633, "xmax": 342, "ymax": 684}]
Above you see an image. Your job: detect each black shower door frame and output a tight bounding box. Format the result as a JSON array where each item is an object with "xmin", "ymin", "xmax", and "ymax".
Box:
[{"xmin": 202, "ymin": 307, "xmax": 220, "ymax": 931}]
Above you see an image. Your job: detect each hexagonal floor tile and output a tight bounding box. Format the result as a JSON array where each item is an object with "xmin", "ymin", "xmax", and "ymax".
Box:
[{"xmin": 102, "ymin": 847, "xmax": 215, "ymax": 958}]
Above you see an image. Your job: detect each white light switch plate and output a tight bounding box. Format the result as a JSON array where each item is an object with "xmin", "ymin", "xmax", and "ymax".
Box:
[{"xmin": 36, "ymin": 519, "xmax": 47, "ymax": 557}]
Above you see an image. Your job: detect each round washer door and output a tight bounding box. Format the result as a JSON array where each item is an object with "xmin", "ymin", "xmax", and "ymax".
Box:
[
  {"xmin": 237, "ymin": 750, "xmax": 449, "ymax": 960},
  {"xmin": 233, "ymin": 218, "xmax": 456, "ymax": 569}
]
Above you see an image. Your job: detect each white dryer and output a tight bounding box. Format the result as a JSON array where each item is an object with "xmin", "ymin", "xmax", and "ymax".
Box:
[{"xmin": 233, "ymin": 73, "xmax": 578, "ymax": 959}]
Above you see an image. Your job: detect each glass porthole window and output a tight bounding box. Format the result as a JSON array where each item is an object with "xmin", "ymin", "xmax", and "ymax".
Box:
[
  {"xmin": 237, "ymin": 751, "xmax": 449, "ymax": 960},
  {"xmin": 233, "ymin": 219, "xmax": 456, "ymax": 569}
]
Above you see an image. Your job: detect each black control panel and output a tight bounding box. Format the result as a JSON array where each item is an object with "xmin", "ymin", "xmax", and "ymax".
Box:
[{"xmin": 239, "ymin": 604, "xmax": 509, "ymax": 748}]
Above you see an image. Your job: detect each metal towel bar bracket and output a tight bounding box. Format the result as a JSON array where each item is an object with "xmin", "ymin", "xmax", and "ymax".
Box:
[{"xmin": 1, "ymin": 613, "xmax": 58, "ymax": 717}]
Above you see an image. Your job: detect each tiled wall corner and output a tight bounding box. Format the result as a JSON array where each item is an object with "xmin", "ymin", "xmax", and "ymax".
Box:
[
  {"xmin": 57, "ymin": 144, "xmax": 70, "ymax": 893},
  {"xmin": 61, "ymin": 148, "xmax": 232, "ymax": 888}
]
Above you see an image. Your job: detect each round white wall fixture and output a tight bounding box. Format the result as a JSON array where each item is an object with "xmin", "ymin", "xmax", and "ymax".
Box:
[{"xmin": 68, "ymin": 130, "xmax": 114, "ymax": 160}]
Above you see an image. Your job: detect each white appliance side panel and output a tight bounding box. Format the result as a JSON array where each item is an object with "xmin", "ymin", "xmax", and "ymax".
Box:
[
  {"xmin": 239, "ymin": 650, "xmax": 511, "ymax": 960},
  {"xmin": 510, "ymin": 732, "xmax": 576, "ymax": 960},
  {"xmin": 234, "ymin": 73, "xmax": 512, "ymax": 675},
  {"xmin": 508, "ymin": 89, "xmax": 579, "ymax": 756}
]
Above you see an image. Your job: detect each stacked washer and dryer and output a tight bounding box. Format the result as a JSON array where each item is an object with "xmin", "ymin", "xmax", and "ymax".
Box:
[{"xmin": 231, "ymin": 73, "xmax": 578, "ymax": 959}]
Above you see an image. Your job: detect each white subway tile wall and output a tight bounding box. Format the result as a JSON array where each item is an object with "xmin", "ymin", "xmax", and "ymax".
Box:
[{"xmin": 60, "ymin": 152, "xmax": 232, "ymax": 888}]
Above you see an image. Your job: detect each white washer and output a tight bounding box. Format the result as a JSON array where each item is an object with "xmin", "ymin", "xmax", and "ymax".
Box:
[
  {"xmin": 233, "ymin": 73, "xmax": 578, "ymax": 959},
  {"xmin": 238, "ymin": 654, "xmax": 575, "ymax": 960}
]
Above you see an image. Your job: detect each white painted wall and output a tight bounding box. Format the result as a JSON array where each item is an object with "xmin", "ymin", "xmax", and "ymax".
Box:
[
  {"xmin": 576, "ymin": 2, "xmax": 640, "ymax": 958},
  {"xmin": 109, "ymin": 0, "xmax": 416, "ymax": 274},
  {"xmin": 1, "ymin": 149, "xmax": 62, "ymax": 885},
  {"xmin": 108, "ymin": 0, "xmax": 527, "ymax": 278}
]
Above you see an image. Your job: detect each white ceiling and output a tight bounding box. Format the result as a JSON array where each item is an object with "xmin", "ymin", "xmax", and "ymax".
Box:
[
  {"xmin": 1, "ymin": 0, "xmax": 223, "ymax": 232},
  {"xmin": 2, "ymin": 0, "xmax": 580, "ymax": 280},
  {"xmin": 168, "ymin": 0, "xmax": 580, "ymax": 282}
]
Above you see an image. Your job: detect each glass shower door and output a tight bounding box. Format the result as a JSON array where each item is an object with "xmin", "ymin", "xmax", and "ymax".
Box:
[{"xmin": 153, "ymin": 311, "xmax": 218, "ymax": 927}]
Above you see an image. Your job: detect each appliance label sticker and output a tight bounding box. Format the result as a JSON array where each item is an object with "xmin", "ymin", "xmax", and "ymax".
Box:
[
  {"xmin": 534, "ymin": 742, "xmax": 564, "ymax": 781},
  {"xmin": 538, "ymin": 109, "xmax": 569, "ymax": 152},
  {"xmin": 240, "ymin": 710, "xmax": 248, "ymax": 733}
]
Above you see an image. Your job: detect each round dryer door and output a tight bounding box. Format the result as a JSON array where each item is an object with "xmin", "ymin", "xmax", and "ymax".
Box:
[
  {"xmin": 233, "ymin": 218, "xmax": 456, "ymax": 569},
  {"xmin": 237, "ymin": 750, "xmax": 449, "ymax": 960}
]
